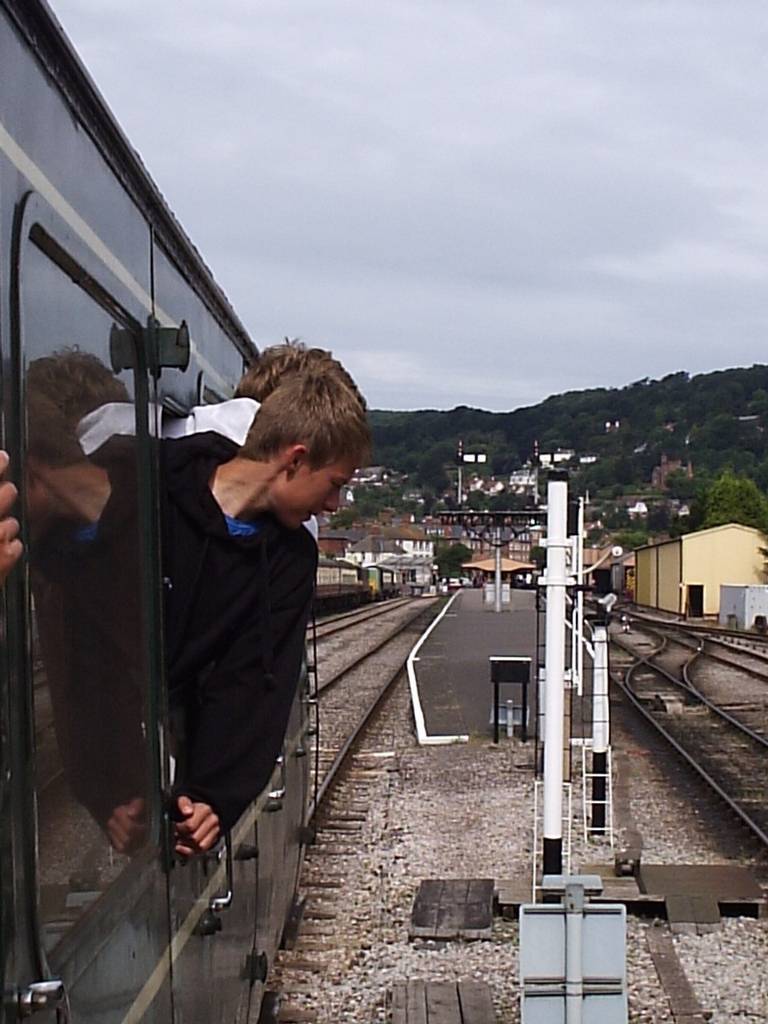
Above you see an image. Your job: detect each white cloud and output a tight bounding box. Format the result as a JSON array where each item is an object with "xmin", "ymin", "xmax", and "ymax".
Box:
[{"xmin": 48, "ymin": 0, "xmax": 768, "ymax": 409}]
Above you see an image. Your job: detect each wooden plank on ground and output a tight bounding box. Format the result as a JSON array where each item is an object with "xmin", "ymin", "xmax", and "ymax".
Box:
[
  {"xmin": 666, "ymin": 894, "xmax": 720, "ymax": 925},
  {"xmin": 457, "ymin": 981, "xmax": 495, "ymax": 1023},
  {"xmin": 411, "ymin": 880, "xmax": 494, "ymax": 940},
  {"xmin": 435, "ymin": 881, "xmax": 470, "ymax": 940},
  {"xmin": 462, "ymin": 879, "xmax": 494, "ymax": 939},
  {"xmin": 646, "ymin": 927, "xmax": 708, "ymax": 1021},
  {"xmin": 425, "ymin": 982, "xmax": 461, "ymax": 1024},
  {"xmin": 405, "ymin": 980, "xmax": 428, "ymax": 1024},
  {"xmin": 579, "ymin": 863, "xmax": 641, "ymax": 902},
  {"xmin": 387, "ymin": 980, "xmax": 495, "ymax": 1023},
  {"xmin": 390, "ymin": 983, "xmax": 407, "ymax": 1024},
  {"xmin": 411, "ymin": 880, "xmax": 444, "ymax": 937},
  {"xmin": 640, "ymin": 863, "xmax": 762, "ymax": 900},
  {"xmin": 495, "ymin": 877, "xmax": 530, "ymax": 916}
]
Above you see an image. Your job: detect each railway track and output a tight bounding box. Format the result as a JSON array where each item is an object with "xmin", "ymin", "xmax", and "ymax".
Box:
[
  {"xmin": 620, "ymin": 613, "xmax": 768, "ymax": 727},
  {"xmin": 611, "ymin": 628, "xmax": 768, "ymax": 849},
  {"xmin": 312, "ymin": 596, "xmax": 416, "ymax": 640},
  {"xmin": 640, "ymin": 618, "xmax": 768, "ymax": 682},
  {"xmin": 266, "ymin": 600, "xmax": 443, "ymax": 1021},
  {"xmin": 627, "ymin": 606, "xmax": 768, "ymax": 652},
  {"xmin": 309, "ymin": 598, "xmax": 440, "ymax": 815}
]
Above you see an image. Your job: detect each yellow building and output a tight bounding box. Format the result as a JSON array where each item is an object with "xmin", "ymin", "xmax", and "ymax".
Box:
[{"xmin": 635, "ymin": 523, "xmax": 766, "ymax": 617}]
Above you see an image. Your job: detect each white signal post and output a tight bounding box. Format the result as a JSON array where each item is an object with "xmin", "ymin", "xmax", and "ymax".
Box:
[
  {"xmin": 591, "ymin": 620, "xmax": 610, "ymax": 832},
  {"xmin": 542, "ymin": 471, "xmax": 570, "ymax": 877}
]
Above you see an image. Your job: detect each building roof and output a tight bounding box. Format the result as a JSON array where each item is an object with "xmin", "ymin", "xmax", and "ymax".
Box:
[
  {"xmin": 378, "ymin": 524, "xmax": 429, "ymax": 541},
  {"xmin": 635, "ymin": 521, "xmax": 764, "ymax": 552},
  {"xmin": 318, "ymin": 556, "xmax": 360, "ymax": 570},
  {"xmin": 378, "ymin": 554, "xmax": 434, "ymax": 569},
  {"xmin": 348, "ymin": 536, "xmax": 406, "ymax": 555},
  {"xmin": 461, "ymin": 557, "xmax": 535, "ymax": 573}
]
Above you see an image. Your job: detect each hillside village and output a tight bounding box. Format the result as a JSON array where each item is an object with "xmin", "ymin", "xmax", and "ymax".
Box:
[
  {"xmin": 318, "ymin": 445, "xmax": 697, "ymax": 596},
  {"xmin": 320, "ymin": 366, "xmax": 768, "ymax": 595}
]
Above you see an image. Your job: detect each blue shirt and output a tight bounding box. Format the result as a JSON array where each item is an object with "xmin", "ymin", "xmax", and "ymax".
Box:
[{"xmin": 224, "ymin": 515, "xmax": 261, "ymax": 538}]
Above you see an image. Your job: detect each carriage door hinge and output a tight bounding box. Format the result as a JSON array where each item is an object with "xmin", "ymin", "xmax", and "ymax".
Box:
[{"xmin": 110, "ymin": 317, "xmax": 190, "ymax": 375}]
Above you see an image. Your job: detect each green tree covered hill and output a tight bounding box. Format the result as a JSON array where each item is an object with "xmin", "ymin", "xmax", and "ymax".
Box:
[{"xmin": 370, "ymin": 365, "xmax": 768, "ymax": 497}]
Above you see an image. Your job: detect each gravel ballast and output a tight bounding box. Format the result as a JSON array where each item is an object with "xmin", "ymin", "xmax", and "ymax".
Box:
[{"xmin": 272, "ymin": 620, "xmax": 768, "ymax": 1022}]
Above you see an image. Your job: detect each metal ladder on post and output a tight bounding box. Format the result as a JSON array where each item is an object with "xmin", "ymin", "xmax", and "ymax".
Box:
[{"xmin": 581, "ymin": 744, "xmax": 615, "ymax": 846}]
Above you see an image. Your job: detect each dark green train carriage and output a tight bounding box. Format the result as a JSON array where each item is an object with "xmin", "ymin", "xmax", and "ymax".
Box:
[{"xmin": 0, "ymin": 4, "xmax": 311, "ymax": 1020}]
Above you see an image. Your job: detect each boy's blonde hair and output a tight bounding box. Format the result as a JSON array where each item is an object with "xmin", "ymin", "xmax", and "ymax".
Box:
[
  {"xmin": 235, "ymin": 340, "xmax": 367, "ymax": 412},
  {"xmin": 240, "ymin": 365, "xmax": 371, "ymax": 469}
]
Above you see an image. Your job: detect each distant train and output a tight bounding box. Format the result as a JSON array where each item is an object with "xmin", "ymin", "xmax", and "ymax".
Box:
[
  {"xmin": 366, "ymin": 563, "xmax": 399, "ymax": 600},
  {"xmin": 315, "ymin": 558, "xmax": 400, "ymax": 611}
]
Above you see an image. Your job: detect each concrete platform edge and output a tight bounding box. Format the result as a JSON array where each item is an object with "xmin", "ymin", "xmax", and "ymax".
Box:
[{"xmin": 407, "ymin": 590, "xmax": 469, "ymax": 746}]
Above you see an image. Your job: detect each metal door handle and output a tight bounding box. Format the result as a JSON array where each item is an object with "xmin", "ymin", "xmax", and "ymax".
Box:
[
  {"xmin": 306, "ymin": 698, "xmax": 319, "ymax": 737},
  {"xmin": 267, "ymin": 754, "xmax": 286, "ymax": 810},
  {"xmin": 19, "ymin": 980, "xmax": 66, "ymax": 1017},
  {"xmin": 209, "ymin": 832, "xmax": 234, "ymax": 911}
]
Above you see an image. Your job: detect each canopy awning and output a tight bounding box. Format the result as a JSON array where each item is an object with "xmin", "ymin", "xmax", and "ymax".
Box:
[{"xmin": 461, "ymin": 557, "xmax": 535, "ymax": 573}]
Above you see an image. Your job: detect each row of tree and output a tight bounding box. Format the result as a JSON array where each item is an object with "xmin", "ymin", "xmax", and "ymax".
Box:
[{"xmin": 369, "ymin": 364, "xmax": 768, "ymax": 501}]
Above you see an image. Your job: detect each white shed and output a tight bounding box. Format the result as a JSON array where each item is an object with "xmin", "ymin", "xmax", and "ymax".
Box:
[{"xmin": 719, "ymin": 584, "xmax": 768, "ymax": 630}]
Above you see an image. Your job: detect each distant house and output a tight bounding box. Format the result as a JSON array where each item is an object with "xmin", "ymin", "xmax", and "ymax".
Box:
[
  {"xmin": 346, "ymin": 536, "xmax": 406, "ymax": 565},
  {"xmin": 627, "ymin": 501, "xmax": 648, "ymax": 519},
  {"xmin": 317, "ymin": 528, "xmax": 364, "ymax": 558},
  {"xmin": 377, "ymin": 525, "xmax": 434, "ymax": 558},
  {"xmin": 509, "ymin": 467, "xmax": 537, "ymax": 493},
  {"xmin": 377, "ymin": 554, "xmax": 434, "ymax": 592},
  {"xmin": 651, "ymin": 453, "xmax": 692, "ymax": 490},
  {"xmin": 351, "ymin": 465, "xmax": 389, "ymax": 486}
]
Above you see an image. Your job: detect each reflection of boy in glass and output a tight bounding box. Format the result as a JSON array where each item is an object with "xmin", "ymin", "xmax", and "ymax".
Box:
[
  {"xmin": 0, "ymin": 450, "xmax": 22, "ymax": 584},
  {"xmin": 25, "ymin": 350, "xmax": 149, "ymax": 853}
]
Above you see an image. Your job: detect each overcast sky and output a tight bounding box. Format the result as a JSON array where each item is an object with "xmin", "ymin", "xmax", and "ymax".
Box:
[{"xmin": 49, "ymin": 1, "xmax": 768, "ymax": 411}]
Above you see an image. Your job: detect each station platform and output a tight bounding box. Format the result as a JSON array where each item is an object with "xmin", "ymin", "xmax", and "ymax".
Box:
[{"xmin": 410, "ymin": 588, "xmax": 537, "ymax": 739}]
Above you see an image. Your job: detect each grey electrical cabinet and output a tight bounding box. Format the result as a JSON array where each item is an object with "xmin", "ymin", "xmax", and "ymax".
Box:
[{"xmin": 520, "ymin": 896, "xmax": 627, "ymax": 1023}]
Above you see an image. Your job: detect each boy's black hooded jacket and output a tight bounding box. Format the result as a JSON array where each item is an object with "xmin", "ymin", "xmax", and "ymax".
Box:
[{"xmin": 161, "ymin": 432, "xmax": 317, "ymax": 831}]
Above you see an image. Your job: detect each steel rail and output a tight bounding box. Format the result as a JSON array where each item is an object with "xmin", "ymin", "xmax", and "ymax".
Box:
[
  {"xmin": 313, "ymin": 597, "xmax": 416, "ymax": 640},
  {"xmin": 679, "ymin": 633, "xmax": 768, "ymax": 685},
  {"xmin": 615, "ymin": 631, "xmax": 768, "ymax": 747},
  {"xmin": 688, "ymin": 651, "xmax": 768, "ymax": 749},
  {"xmin": 616, "ymin": 634, "xmax": 768, "ymax": 750},
  {"xmin": 309, "ymin": 603, "xmax": 440, "ymax": 819},
  {"xmin": 611, "ymin": 643, "xmax": 768, "ymax": 849},
  {"xmin": 625, "ymin": 607, "xmax": 768, "ymax": 648},
  {"xmin": 624, "ymin": 607, "xmax": 768, "ymax": 680},
  {"xmin": 315, "ymin": 601, "xmax": 434, "ymax": 695}
]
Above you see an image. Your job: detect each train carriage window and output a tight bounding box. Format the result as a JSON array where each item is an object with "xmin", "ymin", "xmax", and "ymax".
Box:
[{"xmin": 19, "ymin": 234, "xmax": 156, "ymax": 953}]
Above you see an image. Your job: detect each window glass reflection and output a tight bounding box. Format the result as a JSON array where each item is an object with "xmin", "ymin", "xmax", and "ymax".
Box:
[{"xmin": 22, "ymin": 240, "xmax": 152, "ymax": 951}]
